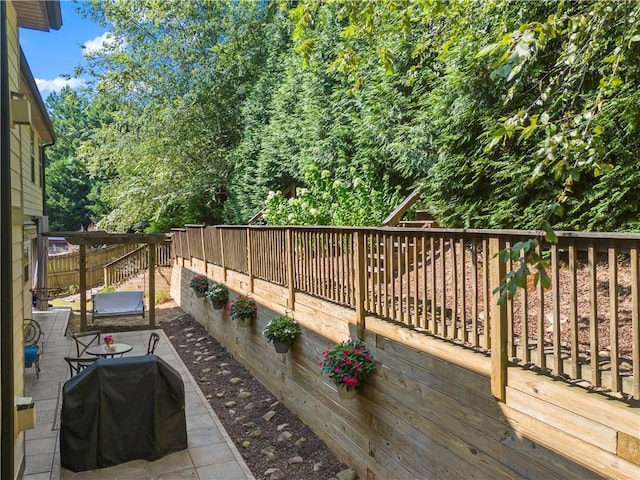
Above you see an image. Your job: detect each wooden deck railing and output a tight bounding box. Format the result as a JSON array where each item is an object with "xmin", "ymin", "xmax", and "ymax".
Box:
[
  {"xmin": 171, "ymin": 225, "xmax": 640, "ymax": 402},
  {"xmin": 103, "ymin": 242, "xmax": 173, "ymax": 287},
  {"xmin": 48, "ymin": 244, "xmax": 140, "ymax": 289}
]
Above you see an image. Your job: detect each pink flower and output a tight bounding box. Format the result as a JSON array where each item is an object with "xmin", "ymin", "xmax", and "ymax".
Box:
[
  {"xmin": 345, "ymin": 359, "xmax": 352, "ymax": 365},
  {"xmin": 364, "ymin": 355, "xmax": 371, "ymax": 361},
  {"xmin": 334, "ymin": 367, "xmax": 340, "ymax": 373},
  {"xmin": 355, "ymin": 362, "xmax": 361, "ymax": 367}
]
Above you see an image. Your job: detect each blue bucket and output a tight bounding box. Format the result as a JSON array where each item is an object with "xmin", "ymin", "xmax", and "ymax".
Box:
[{"xmin": 24, "ymin": 345, "xmax": 39, "ymax": 367}]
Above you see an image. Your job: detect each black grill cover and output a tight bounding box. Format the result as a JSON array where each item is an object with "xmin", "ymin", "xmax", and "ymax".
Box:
[{"xmin": 60, "ymin": 355, "xmax": 187, "ymax": 472}]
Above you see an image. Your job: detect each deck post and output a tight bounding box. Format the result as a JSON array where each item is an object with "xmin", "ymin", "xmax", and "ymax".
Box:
[
  {"xmin": 489, "ymin": 236, "xmax": 507, "ymax": 401},
  {"xmin": 149, "ymin": 243, "xmax": 156, "ymax": 328},
  {"xmin": 201, "ymin": 226, "xmax": 208, "ymax": 273},
  {"xmin": 79, "ymin": 244, "xmax": 87, "ymax": 332},
  {"xmin": 220, "ymin": 228, "xmax": 227, "ymax": 282},
  {"xmin": 247, "ymin": 228, "xmax": 254, "ymax": 293},
  {"xmin": 354, "ymin": 230, "xmax": 366, "ymax": 339},
  {"xmin": 286, "ymin": 229, "xmax": 295, "ymax": 310}
]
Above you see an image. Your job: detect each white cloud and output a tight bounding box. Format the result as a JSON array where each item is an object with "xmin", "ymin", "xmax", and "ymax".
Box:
[
  {"xmin": 35, "ymin": 77, "xmax": 85, "ymax": 94},
  {"xmin": 83, "ymin": 32, "xmax": 115, "ymax": 56}
]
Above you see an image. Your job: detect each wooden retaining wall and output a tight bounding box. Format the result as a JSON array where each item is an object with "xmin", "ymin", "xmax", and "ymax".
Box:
[{"xmin": 171, "ymin": 261, "xmax": 640, "ymax": 480}]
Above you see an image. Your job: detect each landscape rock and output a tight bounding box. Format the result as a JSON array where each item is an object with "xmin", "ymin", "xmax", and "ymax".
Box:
[
  {"xmin": 238, "ymin": 391, "xmax": 253, "ymax": 399},
  {"xmin": 288, "ymin": 455, "xmax": 303, "ymax": 465},
  {"xmin": 225, "ymin": 401, "xmax": 237, "ymax": 408},
  {"xmin": 244, "ymin": 402, "xmax": 256, "ymax": 410},
  {"xmin": 229, "ymin": 377, "xmax": 242, "ymax": 384},
  {"xmin": 264, "ymin": 468, "xmax": 285, "ymax": 480},
  {"xmin": 249, "ymin": 428, "xmax": 263, "ymax": 438},
  {"xmin": 276, "ymin": 423, "xmax": 289, "ymax": 431},
  {"xmin": 242, "ymin": 440, "xmax": 251, "ymax": 449},
  {"xmin": 336, "ymin": 468, "xmax": 358, "ymax": 480},
  {"xmin": 294, "ymin": 437, "xmax": 306, "ymax": 447},
  {"xmin": 262, "ymin": 411, "xmax": 276, "ymax": 422},
  {"xmin": 277, "ymin": 431, "xmax": 293, "ymax": 442}
]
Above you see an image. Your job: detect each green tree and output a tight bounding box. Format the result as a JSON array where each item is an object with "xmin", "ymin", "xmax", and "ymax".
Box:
[{"xmin": 45, "ymin": 87, "xmax": 109, "ymax": 230}]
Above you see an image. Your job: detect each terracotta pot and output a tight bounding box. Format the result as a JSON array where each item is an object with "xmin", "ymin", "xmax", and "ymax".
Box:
[
  {"xmin": 337, "ymin": 385, "xmax": 357, "ymax": 400},
  {"xmin": 273, "ymin": 340, "xmax": 290, "ymax": 353}
]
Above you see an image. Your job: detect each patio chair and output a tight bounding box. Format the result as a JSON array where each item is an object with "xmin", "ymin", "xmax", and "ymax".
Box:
[
  {"xmin": 146, "ymin": 332, "xmax": 160, "ymax": 355},
  {"xmin": 71, "ymin": 331, "xmax": 101, "ymax": 357},
  {"xmin": 64, "ymin": 357, "xmax": 98, "ymax": 378}
]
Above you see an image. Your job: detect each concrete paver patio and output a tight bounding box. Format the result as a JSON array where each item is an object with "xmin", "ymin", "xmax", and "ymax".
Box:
[{"xmin": 22, "ymin": 308, "xmax": 255, "ymax": 480}]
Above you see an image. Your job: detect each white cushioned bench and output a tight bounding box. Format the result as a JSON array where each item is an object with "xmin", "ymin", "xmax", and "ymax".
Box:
[{"xmin": 92, "ymin": 291, "xmax": 145, "ymax": 319}]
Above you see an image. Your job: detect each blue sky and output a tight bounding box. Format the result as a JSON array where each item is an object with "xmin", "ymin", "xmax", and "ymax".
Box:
[{"xmin": 20, "ymin": 1, "xmax": 107, "ymax": 98}]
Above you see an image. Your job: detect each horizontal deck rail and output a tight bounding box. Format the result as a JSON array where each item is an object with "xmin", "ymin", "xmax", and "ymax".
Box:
[{"xmin": 171, "ymin": 225, "xmax": 640, "ymax": 402}]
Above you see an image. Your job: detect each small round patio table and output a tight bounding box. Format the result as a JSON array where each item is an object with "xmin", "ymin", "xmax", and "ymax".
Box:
[{"xmin": 85, "ymin": 343, "xmax": 133, "ymax": 358}]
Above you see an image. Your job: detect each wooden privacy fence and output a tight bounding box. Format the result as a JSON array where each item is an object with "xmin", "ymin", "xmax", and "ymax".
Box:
[
  {"xmin": 103, "ymin": 242, "xmax": 173, "ymax": 287},
  {"xmin": 172, "ymin": 225, "xmax": 640, "ymax": 402},
  {"xmin": 48, "ymin": 244, "xmax": 140, "ymax": 290}
]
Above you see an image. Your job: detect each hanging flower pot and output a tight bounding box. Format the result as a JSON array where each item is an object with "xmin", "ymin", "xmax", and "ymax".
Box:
[
  {"xmin": 238, "ymin": 316, "xmax": 252, "ymax": 328},
  {"xmin": 206, "ymin": 283, "xmax": 228, "ymax": 310},
  {"xmin": 229, "ymin": 295, "xmax": 257, "ymax": 327},
  {"xmin": 263, "ymin": 315, "xmax": 300, "ymax": 353},
  {"xmin": 321, "ymin": 339, "xmax": 375, "ymax": 398},
  {"xmin": 189, "ymin": 274, "xmax": 209, "ymax": 298},
  {"xmin": 272, "ymin": 340, "xmax": 291, "ymax": 354},
  {"xmin": 337, "ymin": 384, "xmax": 357, "ymax": 400}
]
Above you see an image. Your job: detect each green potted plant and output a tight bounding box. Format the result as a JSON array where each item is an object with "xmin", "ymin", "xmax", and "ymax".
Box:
[
  {"xmin": 189, "ymin": 274, "xmax": 209, "ymax": 298},
  {"xmin": 228, "ymin": 295, "xmax": 257, "ymax": 327},
  {"xmin": 262, "ymin": 315, "xmax": 301, "ymax": 353},
  {"xmin": 206, "ymin": 282, "xmax": 228, "ymax": 310},
  {"xmin": 320, "ymin": 338, "xmax": 375, "ymax": 399}
]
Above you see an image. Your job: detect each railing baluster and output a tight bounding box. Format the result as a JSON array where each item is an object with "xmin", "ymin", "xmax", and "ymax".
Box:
[
  {"xmin": 609, "ymin": 246, "xmax": 620, "ymax": 392},
  {"xmin": 631, "ymin": 246, "xmax": 640, "ymax": 400},
  {"xmin": 536, "ymin": 241, "xmax": 546, "ymax": 369},
  {"xmin": 588, "ymin": 243, "xmax": 600, "ymax": 387},
  {"xmin": 460, "ymin": 239, "xmax": 467, "ymax": 343},
  {"xmin": 483, "ymin": 237, "xmax": 490, "ymax": 350},
  {"xmin": 551, "ymin": 244, "xmax": 562, "ymax": 376},
  {"xmin": 451, "ymin": 237, "xmax": 458, "ymax": 339},
  {"xmin": 569, "ymin": 244, "xmax": 580, "ymax": 380},
  {"xmin": 440, "ymin": 237, "xmax": 447, "ymax": 337}
]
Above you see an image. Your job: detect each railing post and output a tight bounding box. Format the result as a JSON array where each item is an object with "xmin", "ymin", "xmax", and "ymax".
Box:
[
  {"xmin": 220, "ymin": 228, "xmax": 227, "ymax": 282},
  {"xmin": 200, "ymin": 226, "xmax": 208, "ymax": 273},
  {"xmin": 489, "ymin": 236, "xmax": 507, "ymax": 402},
  {"xmin": 79, "ymin": 244, "xmax": 87, "ymax": 332},
  {"xmin": 247, "ymin": 228, "xmax": 254, "ymax": 293},
  {"xmin": 286, "ymin": 229, "xmax": 295, "ymax": 310},
  {"xmin": 354, "ymin": 230, "xmax": 366, "ymax": 339},
  {"xmin": 148, "ymin": 243, "xmax": 156, "ymax": 328}
]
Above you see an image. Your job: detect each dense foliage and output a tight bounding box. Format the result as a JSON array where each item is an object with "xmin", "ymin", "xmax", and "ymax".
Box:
[{"xmin": 45, "ymin": 0, "xmax": 640, "ymax": 232}]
